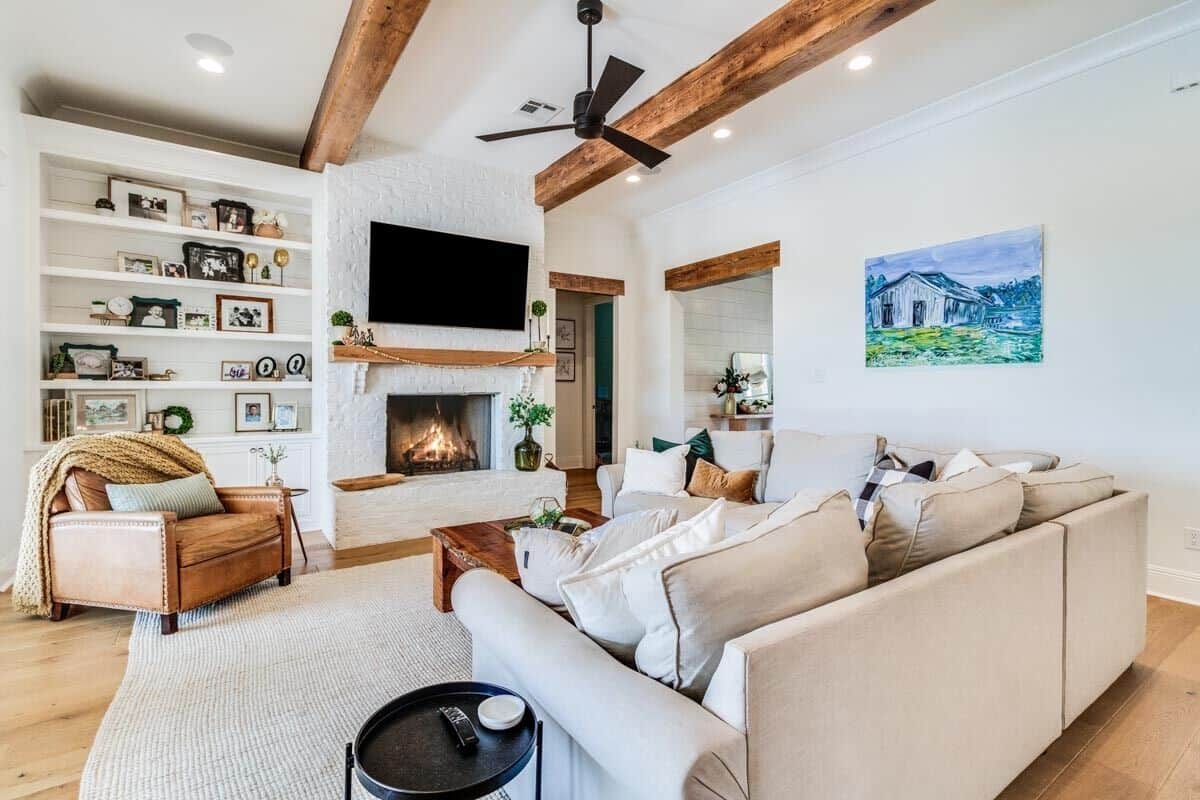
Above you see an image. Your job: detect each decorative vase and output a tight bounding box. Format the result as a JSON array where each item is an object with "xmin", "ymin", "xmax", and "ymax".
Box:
[
  {"xmin": 265, "ymin": 463, "xmax": 284, "ymax": 487},
  {"xmin": 723, "ymin": 393, "xmax": 737, "ymax": 416},
  {"xmin": 514, "ymin": 427, "xmax": 542, "ymax": 471},
  {"xmin": 333, "ymin": 325, "xmax": 352, "ymax": 344}
]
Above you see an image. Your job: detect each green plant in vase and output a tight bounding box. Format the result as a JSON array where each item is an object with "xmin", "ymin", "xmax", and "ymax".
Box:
[
  {"xmin": 508, "ymin": 393, "xmax": 554, "ymax": 471},
  {"xmin": 330, "ymin": 309, "xmax": 354, "ymax": 345},
  {"xmin": 713, "ymin": 366, "xmax": 750, "ymax": 416},
  {"xmin": 528, "ymin": 299, "xmax": 548, "ymax": 352}
]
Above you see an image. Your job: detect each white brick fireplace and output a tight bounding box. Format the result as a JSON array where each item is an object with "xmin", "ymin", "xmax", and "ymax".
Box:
[{"xmin": 318, "ymin": 140, "xmax": 563, "ymax": 549}]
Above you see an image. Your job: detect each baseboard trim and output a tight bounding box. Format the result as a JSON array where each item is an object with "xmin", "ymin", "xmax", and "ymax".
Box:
[{"xmin": 1148, "ymin": 565, "xmax": 1200, "ymax": 607}]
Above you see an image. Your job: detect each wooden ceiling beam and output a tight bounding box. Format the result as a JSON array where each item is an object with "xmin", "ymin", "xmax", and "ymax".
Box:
[
  {"xmin": 535, "ymin": 0, "xmax": 935, "ymax": 211},
  {"xmin": 665, "ymin": 241, "xmax": 780, "ymax": 292},
  {"xmin": 548, "ymin": 271, "xmax": 626, "ymax": 296},
  {"xmin": 301, "ymin": 0, "xmax": 431, "ymax": 172}
]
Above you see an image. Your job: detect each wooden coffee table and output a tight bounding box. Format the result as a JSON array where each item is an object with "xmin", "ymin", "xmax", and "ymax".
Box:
[{"xmin": 430, "ymin": 508, "xmax": 608, "ymax": 612}]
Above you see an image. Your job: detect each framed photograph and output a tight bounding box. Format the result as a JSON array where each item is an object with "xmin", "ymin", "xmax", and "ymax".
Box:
[
  {"xmin": 108, "ymin": 177, "xmax": 187, "ymax": 226},
  {"xmin": 109, "ymin": 356, "xmax": 147, "ymax": 380},
  {"xmin": 161, "ymin": 260, "xmax": 188, "ymax": 279},
  {"xmin": 118, "ymin": 251, "xmax": 159, "ymax": 276},
  {"xmin": 555, "ymin": 318, "xmax": 576, "ymax": 350},
  {"xmin": 555, "ymin": 351, "xmax": 576, "ymax": 382},
  {"xmin": 214, "ymin": 199, "xmax": 254, "ymax": 235},
  {"xmin": 255, "ymin": 356, "xmax": 278, "ymax": 380},
  {"xmin": 60, "ymin": 343, "xmax": 118, "ymax": 380},
  {"xmin": 130, "ymin": 296, "xmax": 180, "ymax": 329},
  {"xmin": 72, "ymin": 391, "xmax": 140, "ymax": 433},
  {"xmin": 186, "ymin": 204, "xmax": 216, "ymax": 231},
  {"xmin": 182, "ymin": 241, "xmax": 245, "ymax": 283},
  {"xmin": 181, "ymin": 306, "xmax": 215, "ymax": 331},
  {"xmin": 235, "ymin": 392, "xmax": 272, "ymax": 433},
  {"xmin": 221, "ymin": 360, "xmax": 253, "ymax": 381},
  {"xmin": 273, "ymin": 401, "xmax": 299, "ymax": 431},
  {"xmin": 146, "ymin": 410, "xmax": 165, "ymax": 432},
  {"xmin": 216, "ymin": 295, "xmax": 274, "ymax": 334}
]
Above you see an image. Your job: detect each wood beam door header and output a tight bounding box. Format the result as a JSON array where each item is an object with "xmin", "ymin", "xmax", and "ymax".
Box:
[
  {"xmin": 549, "ymin": 271, "xmax": 626, "ymax": 296},
  {"xmin": 535, "ymin": 0, "xmax": 935, "ymax": 210},
  {"xmin": 664, "ymin": 241, "xmax": 780, "ymax": 292},
  {"xmin": 301, "ymin": 0, "xmax": 432, "ymax": 172}
]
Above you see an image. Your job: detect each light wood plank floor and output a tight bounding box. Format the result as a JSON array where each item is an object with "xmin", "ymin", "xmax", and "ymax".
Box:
[{"xmin": 2, "ymin": 468, "xmax": 1197, "ymax": 799}]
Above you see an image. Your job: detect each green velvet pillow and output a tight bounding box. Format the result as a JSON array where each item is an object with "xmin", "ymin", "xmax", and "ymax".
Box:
[
  {"xmin": 105, "ymin": 473, "xmax": 224, "ymax": 520},
  {"xmin": 653, "ymin": 429, "xmax": 715, "ymax": 485}
]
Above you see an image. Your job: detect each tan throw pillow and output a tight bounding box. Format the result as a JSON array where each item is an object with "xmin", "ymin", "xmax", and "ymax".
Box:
[
  {"xmin": 686, "ymin": 459, "xmax": 758, "ymax": 503},
  {"xmin": 63, "ymin": 468, "xmax": 112, "ymax": 512},
  {"xmin": 622, "ymin": 490, "xmax": 868, "ymax": 699},
  {"xmin": 1017, "ymin": 464, "xmax": 1114, "ymax": 530},
  {"xmin": 865, "ymin": 467, "xmax": 1023, "ymax": 585}
]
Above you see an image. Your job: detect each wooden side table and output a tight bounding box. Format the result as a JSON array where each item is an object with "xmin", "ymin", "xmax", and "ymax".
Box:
[{"xmin": 430, "ymin": 508, "xmax": 608, "ymax": 612}]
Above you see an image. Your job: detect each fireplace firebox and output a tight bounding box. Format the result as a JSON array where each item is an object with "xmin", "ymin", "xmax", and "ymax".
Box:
[{"xmin": 386, "ymin": 395, "xmax": 493, "ymax": 475}]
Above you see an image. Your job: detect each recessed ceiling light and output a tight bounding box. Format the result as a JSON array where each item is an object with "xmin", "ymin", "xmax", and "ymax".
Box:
[
  {"xmin": 712, "ymin": 128, "xmax": 733, "ymax": 140},
  {"xmin": 196, "ymin": 57, "xmax": 226, "ymax": 74},
  {"xmin": 625, "ymin": 174, "xmax": 641, "ymax": 184},
  {"xmin": 185, "ymin": 33, "xmax": 234, "ymax": 74},
  {"xmin": 848, "ymin": 54, "xmax": 873, "ymax": 71}
]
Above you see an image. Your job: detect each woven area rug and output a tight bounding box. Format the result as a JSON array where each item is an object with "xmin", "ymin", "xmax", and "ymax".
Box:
[{"xmin": 81, "ymin": 555, "xmax": 506, "ymax": 800}]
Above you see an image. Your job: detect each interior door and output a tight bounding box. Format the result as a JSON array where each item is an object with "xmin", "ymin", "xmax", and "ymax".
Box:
[{"xmin": 912, "ymin": 300, "xmax": 926, "ymax": 327}]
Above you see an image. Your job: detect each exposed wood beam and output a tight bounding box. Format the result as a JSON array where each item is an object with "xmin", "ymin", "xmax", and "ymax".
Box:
[
  {"xmin": 535, "ymin": 0, "xmax": 935, "ymax": 210},
  {"xmin": 665, "ymin": 241, "xmax": 780, "ymax": 292},
  {"xmin": 301, "ymin": 0, "xmax": 431, "ymax": 172},
  {"xmin": 548, "ymin": 271, "xmax": 626, "ymax": 296}
]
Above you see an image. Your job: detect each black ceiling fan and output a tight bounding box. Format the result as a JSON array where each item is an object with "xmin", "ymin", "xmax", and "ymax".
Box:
[{"xmin": 476, "ymin": 0, "xmax": 670, "ymax": 170}]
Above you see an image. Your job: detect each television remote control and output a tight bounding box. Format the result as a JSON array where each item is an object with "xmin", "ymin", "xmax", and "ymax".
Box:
[{"xmin": 438, "ymin": 705, "xmax": 479, "ymax": 752}]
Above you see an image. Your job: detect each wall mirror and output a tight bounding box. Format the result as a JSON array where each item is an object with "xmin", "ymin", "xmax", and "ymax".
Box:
[{"xmin": 731, "ymin": 352, "xmax": 773, "ymax": 403}]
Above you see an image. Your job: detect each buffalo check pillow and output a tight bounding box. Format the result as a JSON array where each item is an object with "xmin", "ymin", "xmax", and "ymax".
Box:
[{"xmin": 855, "ymin": 457, "xmax": 936, "ymax": 529}]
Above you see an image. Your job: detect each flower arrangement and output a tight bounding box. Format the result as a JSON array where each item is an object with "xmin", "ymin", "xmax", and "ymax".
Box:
[
  {"xmin": 254, "ymin": 445, "xmax": 288, "ymax": 487},
  {"xmin": 713, "ymin": 366, "xmax": 750, "ymax": 398}
]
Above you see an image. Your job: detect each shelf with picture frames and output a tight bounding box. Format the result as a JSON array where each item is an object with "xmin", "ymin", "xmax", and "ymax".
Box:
[
  {"xmin": 38, "ymin": 380, "xmax": 314, "ymax": 391},
  {"xmin": 41, "ymin": 323, "xmax": 312, "ymax": 343},
  {"xmin": 39, "ymin": 207, "xmax": 314, "ymax": 251},
  {"xmin": 41, "ymin": 265, "xmax": 313, "ymax": 298}
]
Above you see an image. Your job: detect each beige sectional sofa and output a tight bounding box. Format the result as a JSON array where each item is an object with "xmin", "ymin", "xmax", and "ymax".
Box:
[{"xmin": 453, "ymin": 429, "xmax": 1147, "ymax": 800}]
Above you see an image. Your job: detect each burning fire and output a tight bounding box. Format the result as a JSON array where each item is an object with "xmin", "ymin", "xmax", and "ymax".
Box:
[{"xmin": 408, "ymin": 403, "xmax": 466, "ymax": 465}]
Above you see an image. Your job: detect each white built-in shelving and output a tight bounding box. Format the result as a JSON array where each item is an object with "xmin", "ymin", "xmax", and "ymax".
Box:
[{"xmin": 26, "ymin": 117, "xmax": 327, "ymax": 528}]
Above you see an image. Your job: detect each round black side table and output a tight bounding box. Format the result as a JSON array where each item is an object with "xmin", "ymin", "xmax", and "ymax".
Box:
[{"xmin": 346, "ymin": 681, "xmax": 543, "ymax": 800}]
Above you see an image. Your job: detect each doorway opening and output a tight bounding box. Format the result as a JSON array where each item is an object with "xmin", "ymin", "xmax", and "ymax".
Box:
[{"xmin": 553, "ymin": 289, "xmax": 616, "ymax": 469}]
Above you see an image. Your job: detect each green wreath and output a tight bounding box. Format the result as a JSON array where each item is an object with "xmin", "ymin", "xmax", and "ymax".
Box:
[{"xmin": 163, "ymin": 405, "xmax": 194, "ymax": 436}]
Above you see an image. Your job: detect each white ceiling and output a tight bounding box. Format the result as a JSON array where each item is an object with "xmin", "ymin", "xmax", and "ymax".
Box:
[{"xmin": 2, "ymin": 0, "xmax": 1185, "ymax": 216}]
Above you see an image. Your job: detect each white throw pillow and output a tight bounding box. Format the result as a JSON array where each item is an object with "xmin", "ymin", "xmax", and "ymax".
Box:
[
  {"xmin": 512, "ymin": 508, "xmax": 680, "ymax": 606},
  {"xmin": 558, "ymin": 499, "xmax": 727, "ymax": 661},
  {"xmin": 940, "ymin": 448, "xmax": 1034, "ymax": 480},
  {"xmin": 617, "ymin": 445, "xmax": 691, "ymax": 497}
]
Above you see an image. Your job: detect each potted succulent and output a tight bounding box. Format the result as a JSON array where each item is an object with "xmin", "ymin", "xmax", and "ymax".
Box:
[
  {"xmin": 90, "ymin": 299, "xmax": 108, "ymax": 315},
  {"xmin": 252, "ymin": 210, "xmax": 289, "ymax": 239},
  {"xmin": 508, "ymin": 393, "xmax": 554, "ymax": 471},
  {"xmin": 713, "ymin": 366, "xmax": 750, "ymax": 416},
  {"xmin": 330, "ymin": 310, "xmax": 354, "ymax": 344}
]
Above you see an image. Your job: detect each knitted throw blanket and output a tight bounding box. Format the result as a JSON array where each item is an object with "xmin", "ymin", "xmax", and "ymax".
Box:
[{"xmin": 12, "ymin": 432, "xmax": 213, "ymax": 617}]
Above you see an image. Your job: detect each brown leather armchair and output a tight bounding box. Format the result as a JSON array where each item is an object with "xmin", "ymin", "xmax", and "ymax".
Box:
[{"xmin": 46, "ymin": 469, "xmax": 292, "ymax": 634}]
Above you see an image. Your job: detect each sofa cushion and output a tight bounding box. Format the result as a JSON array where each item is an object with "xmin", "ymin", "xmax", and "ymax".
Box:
[
  {"xmin": 612, "ymin": 492, "xmax": 723, "ymax": 520},
  {"xmin": 939, "ymin": 448, "xmax": 1033, "ymax": 480},
  {"xmin": 558, "ymin": 499, "xmax": 726, "ymax": 662},
  {"xmin": 686, "ymin": 459, "xmax": 758, "ymax": 503},
  {"xmin": 106, "ymin": 473, "xmax": 224, "ymax": 520},
  {"xmin": 623, "ymin": 490, "xmax": 868, "ymax": 699},
  {"xmin": 64, "ymin": 468, "xmax": 113, "ymax": 512},
  {"xmin": 724, "ymin": 502, "xmax": 781, "ymax": 535},
  {"xmin": 889, "ymin": 444, "xmax": 1059, "ymax": 474},
  {"xmin": 865, "ymin": 467, "xmax": 1023, "ymax": 585},
  {"xmin": 686, "ymin": 428, "xmax": 773, "ymax": 502},
  {"xmin": 513, "ymin": 509, "xmax": 678, "ymax": 606},
  {"xmin": 653, "ymin": 429, "xmax": 714, "ymax": 485},
  {"xmin": 175, "ymin": 512, "xmax": 279, "ymax": 567},
  {"xmin": 617, "ymin": 445, "xmax": 690, "ymax": 498},
  {"xmin": 1017, "ymin": 464, "xmax": 1114, "ymax": 530},
  {"xmin": 763, "ymin": 431, "xmax": 885, "ymax": 503}
]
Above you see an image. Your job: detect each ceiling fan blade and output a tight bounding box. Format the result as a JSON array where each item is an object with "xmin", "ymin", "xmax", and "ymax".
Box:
[
  {"xmin": 601, "ymin": 126, "xmax": 670, "ymax": 169},
  {"xmin": 587, "ymin": 56, "xmax": 644, "ymax": 118},
  {"xmin": 477, "ymin": 124, "xmax": 574, "ymax": 142}
]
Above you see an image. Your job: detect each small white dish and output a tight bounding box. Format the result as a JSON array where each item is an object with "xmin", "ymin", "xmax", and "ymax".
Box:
[{"xmin": 478, "ymin": 695, "xmax": 526, "ymax": 731}]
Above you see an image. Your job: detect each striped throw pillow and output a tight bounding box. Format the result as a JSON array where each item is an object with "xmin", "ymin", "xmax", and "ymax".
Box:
[{"xmin": 105, "ymin": 473, "xmax": 224, "ymax": 520}]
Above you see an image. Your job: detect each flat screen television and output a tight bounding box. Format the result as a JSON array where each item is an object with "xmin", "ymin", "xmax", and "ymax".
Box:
[{"xmin": 368, "ymin": 221, "xmax": 530, "ymax": 330}]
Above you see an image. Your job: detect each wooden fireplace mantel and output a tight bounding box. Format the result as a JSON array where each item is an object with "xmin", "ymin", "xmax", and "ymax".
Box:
[{"xmin": 330, "ymin": 345, "xmax": 557, "ymax": 368}]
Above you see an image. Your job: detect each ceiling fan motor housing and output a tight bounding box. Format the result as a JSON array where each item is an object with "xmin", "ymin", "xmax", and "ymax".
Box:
[
  {"xmin": 577, "ymin": 0, "xmax": 603, "ymax": 25},
  {"xmin": 573, "ymin": 90, "xmax": 604, "ymax": 139}
]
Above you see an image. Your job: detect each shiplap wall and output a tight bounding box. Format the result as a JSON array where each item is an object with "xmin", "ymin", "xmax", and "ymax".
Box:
[{"xmin": 680, "ymin": 272, "xmax": 772, "ymax": 430}]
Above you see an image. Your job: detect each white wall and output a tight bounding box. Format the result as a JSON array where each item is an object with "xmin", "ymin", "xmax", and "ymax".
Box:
[
  {"xmin": 627, "ymin": 27, "xmax": 1200, "ymax": 599},
  {"xmin": 553, "ymin": 290, "xmax": 587, "ymax": 469},
  {"xmin": 681, "ymin": 273, "xmax": 772, "ymax": 430}
]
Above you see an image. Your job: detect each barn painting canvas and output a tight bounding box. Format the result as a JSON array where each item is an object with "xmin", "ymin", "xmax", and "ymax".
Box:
[{"xmin": 865, "ymin": 226, "xmax": 1043, "ymax": 367}]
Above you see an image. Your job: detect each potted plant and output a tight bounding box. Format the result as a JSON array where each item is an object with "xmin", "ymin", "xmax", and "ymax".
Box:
[
  {"xmin": 91, "ymin": 299, "xmax": 108, "ymax": 315},
  {"xmin": 529, "ymin": 299, "xmax": 548, "ymax": 351},
  {"xmin": 713, "ymin": 367, "xmax": 750, "ymax": 416},
  {"xmin": 508, "ymin": 393, "xmax": 554, "ymax": 471},
  {"xmin": 95, "ymin": 198, "xmax": 115, "ymax": 217},
  {"xmin": 254, "ymin": 445, "xmax": 288, "ymax": 487},
  {"xmin": 330, "ymin": 310, "xmax": 354, "ymax": 344}
]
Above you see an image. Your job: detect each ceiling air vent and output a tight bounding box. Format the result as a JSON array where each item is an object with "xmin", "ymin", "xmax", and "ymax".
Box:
[{"xmin": 513, "ymin": 99, "xmax": 562, "ymax": 124}]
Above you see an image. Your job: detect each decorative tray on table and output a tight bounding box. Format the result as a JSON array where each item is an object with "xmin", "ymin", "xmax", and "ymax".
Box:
[{"xmin": 502, "ymin": 517, "xmax": 594, "ymax": 537}]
